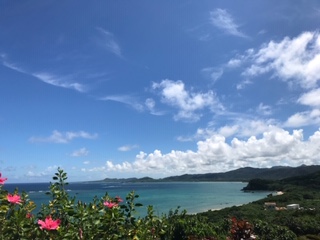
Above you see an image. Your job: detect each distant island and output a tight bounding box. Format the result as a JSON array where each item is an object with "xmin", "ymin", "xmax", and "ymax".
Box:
[{"xmin": 96, "ymin": 164, "xmax": 320, "ymax": 183}]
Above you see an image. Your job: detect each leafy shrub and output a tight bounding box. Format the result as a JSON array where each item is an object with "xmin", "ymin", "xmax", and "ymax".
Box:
[
  {"xmin": 0, "ymin": 168, "xmax": 222, "ymax": 240},
  {"xmin": 254, "ymin": 220, "xmax": 297, "ymax": 240}
]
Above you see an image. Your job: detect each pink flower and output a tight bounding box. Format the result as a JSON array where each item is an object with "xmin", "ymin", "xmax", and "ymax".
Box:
[
  {"xmin": 0, "ymin": 173, "xmax": 7, "ymax": 185},
  {"xmin": 38, "ymin": 216, "xmax": 61, "ymax": 230},
  {"xmin": 103, "ymin": 201, "xmax": 118, "ymax": 208},
  {"xmin": 7, "ymin": 194, "xmax": 22, "ymax": 204},
  {"xmin": 26, "ymin": 213, "xmax": 33, "ymax": 219},
  {"xmin": 115, "ymin": 196, "xmax": 123, "ymax": 203}
]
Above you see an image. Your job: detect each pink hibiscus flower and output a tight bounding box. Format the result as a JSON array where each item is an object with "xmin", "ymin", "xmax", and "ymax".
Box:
[
  {"xmin": 115, "ymin": 196, "xmax": 123, "ymax": 203},
  {"xmin": 38, "ymin": 216, "xmax": 61, "ymax": 230},
  {"xmin": 7, "ymin": 194, "xmax": 22, "ymax": 204},
  {"xmin": 0, "ymin": 173, "xmax": 7, "ymax": 185},
  {"xmin": 103, "ymin": 201, "xmax": 118, "ymax": 208}
]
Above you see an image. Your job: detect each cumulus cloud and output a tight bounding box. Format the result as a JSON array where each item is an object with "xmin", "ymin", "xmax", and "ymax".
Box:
[
  {"xmin": 285, "ymin": 109, "xmax": 320, "ymax": 127},
  {"xmin": 239, "ymin": 31, "xmax": 320, "ymax": 89},
  {"xmin": 29, "ymin": 130, "xmax": 98, "ymax": 143},
  {"xmin": 152, "ymin": 79, "xmax": 223, "ymax": 121},
  {"xmin": 225, "ymin": 31, "xmax": 320, "ymax": 128},
  {"xmin": 102, "ymin": 128, "xmax": 320, "ymax": 176},
  {"xmin": 71, "ymin": 148, "xmax": 89, "ymax": 157},
  {"xmin": 298, "ymin": 88, "xmax": 320, "ymax": 107},
  {"xmin": 25, "ymin": 165, "xmax": 60, "ymax": 178},
  {"xmin": 180, "ymin": 119, "xmax": 278, "ymax": 142},
  {"xmin": 210, "ymin": 9, "xmax": 247, "ymax": 38}
]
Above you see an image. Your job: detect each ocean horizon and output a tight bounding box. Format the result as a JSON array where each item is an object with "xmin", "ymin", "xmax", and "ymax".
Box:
[{"xmin": 4, "ymin": 181, "xmax": 270, "ymax": 216}]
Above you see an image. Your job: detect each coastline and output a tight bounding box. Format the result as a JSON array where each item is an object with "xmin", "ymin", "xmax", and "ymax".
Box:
[{"xmin": 5, "ymin": 181, "xmax": 269, "ymax": 216}]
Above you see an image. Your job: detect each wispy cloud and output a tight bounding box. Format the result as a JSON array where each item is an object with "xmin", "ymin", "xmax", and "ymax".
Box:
[
  {"xmin": 32, "ymin": 72, "xmax": 86, "ymax": 92},
  {"xmin": 256, "ymin": 103, "xmax": 273, "ymax": 116},
  {"xmin": 201, "ymin": 67, "xmax": 223, "ymax": 83},
  {"xmin": 96, "ymin": 27, "xmax": 122, "ymax": 58},
  {"xmin": 1, "ymin": 54, "xmax": 25, "ymax": 73},
  {"xmin": 210, "ymin": 9, "xmax": 247, "ymax": 38},
  {"xmin": 1, "ymin": 54, "xmax": 86, "ymax": 92},
  {"xmin": 29, "ymin": 130, "xmax": 98, "ymax": 144},
  {"xmin": 100, "ymin": 95, "xmax": 144, "ymax": 111},
  {"xmin": 71, "ymin": 147, "xmax": 89, "ymax": 157},
  {"xmin": 118, "ymin": 144, "xmax": 139, "ymax": 152},
  {"xmin": 152, "ymin": 79, "xmax": 224, "ymax": 122},
  {"xmin": 145, "ymin": 98, "xmax": 165, "ymax": 116}
]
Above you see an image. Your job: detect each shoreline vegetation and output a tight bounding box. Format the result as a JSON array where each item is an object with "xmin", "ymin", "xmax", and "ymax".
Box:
[{"xmin": 1, "ymin": 168, "xmax": 320, "ymax": 239}]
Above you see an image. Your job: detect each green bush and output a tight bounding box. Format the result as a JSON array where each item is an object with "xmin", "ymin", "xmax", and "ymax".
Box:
[
  {"xmin": 2, "ymin": 168, "xmax": 319, "ymax": 239},
  {"xmin": 0, "ymin": 168, "xmax": 224, "ymax": 240}
]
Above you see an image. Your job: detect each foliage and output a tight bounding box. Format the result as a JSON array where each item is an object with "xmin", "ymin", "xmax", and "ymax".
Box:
[
  {"xmin": 226, "ymin": 217, "xmax": 256, "ymax": 240},
  {"xmin": 1, "ymin": 168, "xmax": 320, "ymax": 239},
  {"xmin": 0, "ymin": 168, "xmax": 225, "ymax": 239}
]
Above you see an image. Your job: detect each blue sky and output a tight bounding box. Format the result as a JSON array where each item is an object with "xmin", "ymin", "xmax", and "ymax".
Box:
[{"xmin": 1, "ymin": 1, "xmax": 320, "ymax": 183}]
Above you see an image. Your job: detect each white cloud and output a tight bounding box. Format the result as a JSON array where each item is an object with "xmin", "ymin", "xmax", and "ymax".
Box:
[
  {"xmin": 240, "ymin": 31, "xmax": 320, "ymax": 89},
  {"xmin": 201, "ymin": 67, "xmax": 223, "ymax": 82},
  {"xmin": 29, "ymin": 130, "xmax": 98, "ymax": 143},
  {"xmin": 236, "ymin": 79, "xmax": 252, "ymax": 90},
  {"xmin": 227, "ymin": 58, "xmax": 242, "ymax": 68},
  {"xmin": 1, "ymin": 54, "xmax": 86, "ymax": 92},
  {"xmin": 177, "ymin": 127, "xmax": 217, "ymax": 142},
  {"xmin": 118, "ymin": 144, "xmax": 139, "ymax": 152},
  {"xmin": 96, "ymin": 27, "xmax": 122, "ymax": 58},
  {"xmin": 178, "ymin": 119, "xmax": 279, "ymax": 143},
  {"xmin": 285, "ymin": 109, "xmax": 320, "ymax": 127},
  {"xmin": 33, "ymin": 72, "xmax": 86, "ymax": 92},
  {"xmin": 100, "ymin": 95, "xmax": 144, "ymax": 112},
  {"xmin": 103, "ymin": 128, "xmax": 320, "ymax": 176},
  {"xmin": 83, "ymin": 161, "xmax": 90, "ymax": 165},
  {"xmin": 25, "ymin": 165, "xmax": 60, "ymax": 178},
  {"xmin": 298, "ymin": 88, "xmax": 320, "ymax": 107},
  {"xmin": 256, "ymin": 103, "xmax": 273, "ymax": 116},
  {"xmin": 218, "ymin": 125, "xmax": 239, "ymax": 138},
  {"xmin": 1, "ymin": 56, "xmax": 25, "ymax": 73},
  {"xmin": 71, "ymin": 148, "xmax": 89, "ymax": 157},
  {"xmin": 210, "ymin": 9, "xmax": 247, "ymax": 38},
  {"xmin": 145, "ymin": 98, "xmax": 165, "ymax": 116},
  {"xmin": 152, "ymin": 79, "xmax": 223, "ymax": 122},
  {"xmin": 100, "ymin": 95, "xmax": 165, "ymax": 116}
]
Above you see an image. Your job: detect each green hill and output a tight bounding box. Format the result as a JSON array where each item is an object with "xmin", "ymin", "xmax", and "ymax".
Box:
[{"xmin": 99, "ymin": 165, "xmax": 320, "ymax": 183}]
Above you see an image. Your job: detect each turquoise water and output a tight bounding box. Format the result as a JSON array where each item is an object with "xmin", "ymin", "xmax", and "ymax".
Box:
[{"xmin": 4, "ymin": 182, "xmax": 270, "ymax": 215}]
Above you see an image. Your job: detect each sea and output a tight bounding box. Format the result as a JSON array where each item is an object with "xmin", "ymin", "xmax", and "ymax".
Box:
[{"xmin": 3, "ymin": 181, "xmax": 270, "ymax": 216}]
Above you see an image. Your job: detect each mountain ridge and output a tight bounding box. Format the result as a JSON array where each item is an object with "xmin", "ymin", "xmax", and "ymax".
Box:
[{"xmin": 98, "ymin": 164, "xmax": 320, "ymax": 183}]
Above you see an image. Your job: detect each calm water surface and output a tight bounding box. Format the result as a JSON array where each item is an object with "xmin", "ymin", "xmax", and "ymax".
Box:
[{"xmin": 4, "ymin": 182, "xmax": 270, "ymax": 215}]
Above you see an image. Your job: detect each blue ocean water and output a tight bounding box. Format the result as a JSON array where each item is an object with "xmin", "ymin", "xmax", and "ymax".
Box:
[{"xmin": 4, "ymin": 182, "xmax": 269, "ymax": 216}]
